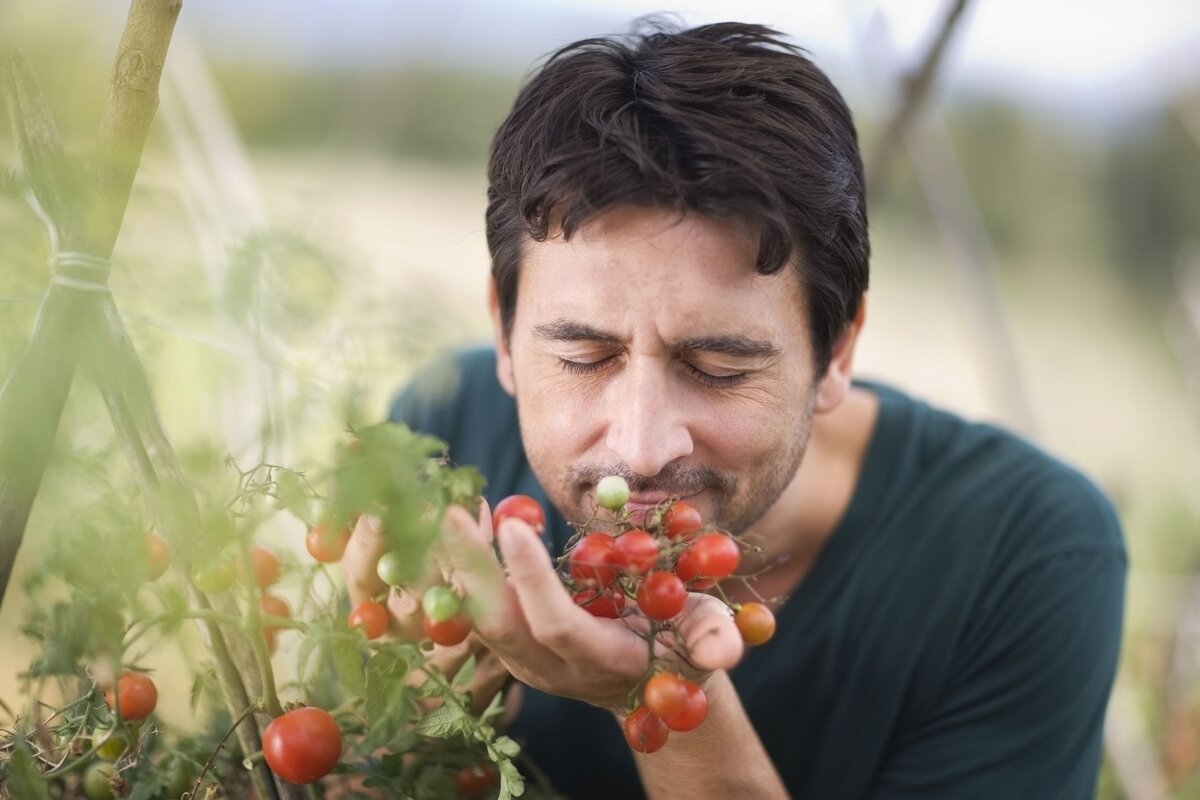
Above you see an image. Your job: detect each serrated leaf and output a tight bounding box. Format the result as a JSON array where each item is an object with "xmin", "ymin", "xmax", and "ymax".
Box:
[
  {"xmin": 413, "ymin": 702, "xmax": 467, "ymax": 739},
  {"xmin": 363, "ymin": 651, "xmax": 409, "ymax": 749},
  {"xmin": 480, "ymin": 689, "xmax": 506, "ymax": 722},
  {"xmin": 492, "ymin": 735, "xmax": 520, "ymax": 758},
  {"xmin": 452, "ymin": 653, "xmax": 476, "ymax": 689},
  {"xmin": 498, "ymin": 757, "xmax": 525, "ymax": 799},
  {"xmin": 6, "ymin": 738, "xmax": 51, "ymax": 800},
  {"xmin": 330, "ymin": 633, "xmax": 366, "ymax": 697}
]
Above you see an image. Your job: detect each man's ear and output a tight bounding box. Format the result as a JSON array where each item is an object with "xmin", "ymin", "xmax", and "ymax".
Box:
[
  {"xmin": 814, "ymin": 294, "xmax": 867, "ymax": 414},
  {"xmin": 488, "ymin": 277, "xmax": 516, "ymax": 396}
]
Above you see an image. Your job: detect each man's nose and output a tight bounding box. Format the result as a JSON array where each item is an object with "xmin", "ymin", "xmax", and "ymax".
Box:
[{"xmin": 604, "ymin": 359, "xmax": 694, "ymax": 478}]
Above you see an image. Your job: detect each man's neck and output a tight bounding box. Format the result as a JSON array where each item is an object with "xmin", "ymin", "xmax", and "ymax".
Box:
[{"xmin": 728, "ymin": 385, "xmax": 881, "ymax": 605}]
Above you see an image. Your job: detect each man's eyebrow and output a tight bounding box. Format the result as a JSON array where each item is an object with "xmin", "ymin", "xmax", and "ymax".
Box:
[
  {"xmin": 677, "ymin": 335, "xmax": 779, "ymax": 359},
  {"xmin": 533, "ymin": 320, "xmax": 621, "ymax": 343}
]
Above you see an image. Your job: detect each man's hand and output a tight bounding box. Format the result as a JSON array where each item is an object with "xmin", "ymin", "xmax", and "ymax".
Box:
[{"xmin": 441, "ymin": 505, "xmax": 745, "ymax": 711}]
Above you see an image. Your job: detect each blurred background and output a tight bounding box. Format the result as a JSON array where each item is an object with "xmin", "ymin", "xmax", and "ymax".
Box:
[{"xmin": 1, "ymin": 0, "xmax": 1198, "ymax": 797}]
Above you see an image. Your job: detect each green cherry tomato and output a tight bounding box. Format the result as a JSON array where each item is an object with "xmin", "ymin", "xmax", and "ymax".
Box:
[
  {"xmin": 91, "ymin": 725, "xmax": 130, "ymax": 761},
  {"xmin": 163, "ymin": 757, "xmax": 197, "ymax": 797},
  {"xmin": 596, "ymin": 475, "xmax": 631, "ymax": 511},
  {"xmin": 376, "ymin": 551, "xmax": 407, "ymax": 587},
  {"xmin": 82, "ymin": 761, "xmax": 115, "ymax": 800},
  {"xmin": 421, "ymin": 585, "xmax": 462, "ymax": 623},
  {"xmin": 191, "ymin": 559, "xmax": 236, "ymax": 594}
]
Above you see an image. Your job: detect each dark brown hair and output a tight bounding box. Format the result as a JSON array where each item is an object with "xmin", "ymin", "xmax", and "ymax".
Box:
[{"xmin": 485, "ymin": 20, "xmax": 869, "ymax": 375}]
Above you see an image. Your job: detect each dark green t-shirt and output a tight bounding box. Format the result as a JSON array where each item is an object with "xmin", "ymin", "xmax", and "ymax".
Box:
[{"xmin": 390, "ymin": 346, "xmax": 1126, "ymax": 800}]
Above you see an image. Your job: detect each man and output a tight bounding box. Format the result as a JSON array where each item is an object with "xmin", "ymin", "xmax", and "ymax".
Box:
[{"xmin": 344, "ymin": 21, "xmax": 1125, "ymax": 799}]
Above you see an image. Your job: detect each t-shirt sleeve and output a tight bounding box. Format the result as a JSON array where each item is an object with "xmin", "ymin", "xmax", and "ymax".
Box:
[
  {"xmin": 870, "ymin": 483, "xmax": 1127, "ymax": 799},
  {"xmin": 387, "ymin": 350, "xmax": 474, "ymax": 440}
]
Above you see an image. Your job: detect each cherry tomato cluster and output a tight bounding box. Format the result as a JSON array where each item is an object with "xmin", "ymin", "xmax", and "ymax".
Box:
[{"xmin": 492, "ymin": 480, "xmax": 779, "ymax": 756}]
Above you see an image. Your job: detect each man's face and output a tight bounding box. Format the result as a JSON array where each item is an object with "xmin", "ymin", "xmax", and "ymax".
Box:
[{"xmin": 493, "ymin": 205, "xmax": 819, "ymax": 535}]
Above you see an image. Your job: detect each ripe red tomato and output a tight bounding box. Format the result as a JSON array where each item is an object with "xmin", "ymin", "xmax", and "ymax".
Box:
[
  {"xmin": 642, "ymin": 673, "xmax": 689, "ymax": 719},
  {"xmin": 423, "ymin": 613, "xmax": 472, "ymax": 646},
  {"xmin": 243, "ymin": 545, "xmax": 281, "ymax": 588},
  {"xmin": 348, "ymin": 600, "xmax": 390, "ymax": 640},
  {"xmin": 568, "ymin": 532, "xmax": 621, "ymax": 587},
  {"xmin": 636, "ymin": 571, "xmax": 687, "ymax": 620},
  {"xmin": 105, "ymin": 671, "xmax": 158, "ymax": 722},
  {"xmin": 454, "ymin": 762, "xmax": 499, "ymax": 796},
  {"xmin": 614, "ymin": 529, "xmax": 658, "ymax": 575},
  {"xmin": 260, "ymin": 595, "xmax": 291, "ymax": 633},
  {"xmin": 493, "ymin": 495, "xmax": 546, "ymax": 535},
  {"xmin": 572, "ymin": 588, "xmax": 625, "ymax": 618},
  {"xmin": 623, "ymin": 706, "xmax": 669, "ymax": 753},
  {"xmin": 263, "ymin": 706, "xmax": 342, "ymax": 785},
  {"xmin": 662, "ymin": 680, "xmax": 707, "ymax": 731},
  {"xmin": 675, "ymin": 532, "xmax": 739, "ymax": 588},
  {"xmin": 306, "ymin": 524, "xmax": 351, "ymax": 563},
  {"xmin": 662, "ymin": 501, "xmax": 703, "ymax": 540},
  {"xmin": 736, "ymin": 602, "xmax": 777, "ymax": 646},
  {"xmin": 143, "ymin": 531, "xmax": 171, "ymax": 582}
]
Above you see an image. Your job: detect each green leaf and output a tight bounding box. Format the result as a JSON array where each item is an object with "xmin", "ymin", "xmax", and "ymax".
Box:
[
  {"xmin": 363, "ymin": 651, "xmax": 409, "ymax": 749},
  {"xmin": 6, "ymin": 738, "xmax": 51, "ymax": 800},
  {"xmin": 413, "ymin": 702, "xmax": 467, "ymax": 739},
  {"xmin": 452, "ymin": 653, "xmax": 476, "ymax": 689},
  {"xmin": 330, "ymin": 633, "xmax": 366, "ymax": 697},
  {"xmin": 297, "ymin": 623, "xmax": 332, "ymax": 682},
  {"xmin": 492, "ymin": 735, "xmax": 520, "ymax": 758},
  {"xmin": 498, "ymin": 757, "xmax": 526, "ymax": 799}
]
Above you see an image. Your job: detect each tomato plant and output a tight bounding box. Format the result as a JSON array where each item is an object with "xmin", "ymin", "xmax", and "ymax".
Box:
[{"xmin": 262, "ymin": 706, "xmax": 343, "ymax": 785}]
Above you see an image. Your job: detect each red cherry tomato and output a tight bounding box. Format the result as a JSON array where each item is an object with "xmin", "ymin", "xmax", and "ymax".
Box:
[
  {"xmin": 623, "ymin": 706, "xmax": 669, "ymax": 753},
  {"xmin": 568, "ymin": 532, "xmax": 621, "ymax": 587},
  {"xmin": 736, "ymin": 602, "xmax": 777, "ymax": 645},
  {"xmin": 260, "ymin": 594, "xmax": 291, "ymax": 634},
  {"xmin": 642, "ymin": 673, "xmax": 689, "ymax": 719},
  {"xmin": 263, "ymin": 706, "xmax": 342, "ymax": 785},
  {"xmin": 243, "ymin": 545, "xmax": 281, "ymax": 588},
  {"xmin": 423, "ymin": 613, "xmax": 472, "ymax": 646},
  {"xmin": 614, "ymin": 529, "xmax": 658, "ymax": 575},
  {"xmin": 675, "ymin": 532, "xmax": 739, "ymax": 589},
  {"xmin": 144, "ymin": 531, "xmax": 171, "ymax": 581},
  {"xmin": 454, "ymin": 762, "xmax": 499, "ymax": 796},
  {"xmin": 636, "ymin": 571, "xmax": 687, "ymax": 620},
  {"xmin": 306, "ymin": 524, "xmax": 351, "ymax": 563},
  {"xmin": 493, "ymin": 495, "xmax": 546, "ymax": 535},
  {"xmin": 662, "ymin": 501, "xmax": 703, "ymax": 540},
  {"xmin": 348, "ymin": 600, "xmax": 390, "ymax": 640},
  {"xmin": 573, "ymin": 588, "xmax": 625, "ymax": 618},
  {"xmin": 105, "ymin": 671, "xmax": 158, "ymax": 722},
  {"xmin": 662, "ymin": 680, "xmax": 708, "ymax": 731}
]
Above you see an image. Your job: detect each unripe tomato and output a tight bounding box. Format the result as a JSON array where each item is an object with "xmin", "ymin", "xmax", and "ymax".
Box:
[
  {"xmin": 735, "ymin": 602, "xmax": 777, "ymax": 646},
  {"xmin": 191, "ymin": 559, "xmax": 235, "ymax": 594},
  {"xmin": 573, "ymin": 588, "xmax": 625, "ymax": 618},
  {"xmin": 642, "ymin": 673, "xmax": 689, "ymax": 719},
  {"xmin": 91, "ymin": 724, "xmax": 131, "ymax": 761},
  {"xmin": 493, "ymin": 495, "xmax": 545, "ymax": 535},
  {"xmin": 82, "ymin": 761, "xmax": 115, "ymax": 800},
  {"xmin": 661, "ymin": 680, "xmax": 708, "ymax": 732},
  {"xmin": 636, "ymin": 571, "xmax": 687, "ymax": 620},
  {"xmin": 262, "ymin": 706, "xmax": 342, "ymax": 785},
  {"xmin": 421, "ymin": 585, "xmax": 462, "ymax": 623},
  {"xmin": 567, "ymin": 533, "xmax": 621, "ymax": 587},
  {"xmin": 662, "ymin": 501, "xmax": 703, "ymax": 540},
  {"xmin": 143, "ymin": 531, "xmax": 171, "ymax": 582},
  {"xmin": 623, "ymin": 706, "xmax": 669, "ymax": 753},
  {"xmin": 260, "ymin": 595, "xmax": 291, "ymax": 634},
  {"xmin": 243, "ymin": 545, "xmax": 281, "ymax": 588},
  {"xmin": 306, "ymin": 524, "xmax": 351, "ymax": 563},
  {"xmin": 376, "ymin": 551, "xmax": 406, "ymax": 587},
  {"xmin": 348, "ymin": 600, "xmax": 390, "ymax": 640},
  {"xmin": 614, "ymin": 529, "xmax": 658, "ymax": 575},
  {"xmin": 423, "ymin": 613, "xmax": 472, "ymax": 646},
  {"xmin": 595, "ymin": 475, "xmax": 630, "ymax": 511},
  {"xmin": 105, "ymin": 671, "xmax": 157, "ymax": 722},
  {"xmin": 163, "ymin": 758, "xmax": 197, "ymax": 797}
]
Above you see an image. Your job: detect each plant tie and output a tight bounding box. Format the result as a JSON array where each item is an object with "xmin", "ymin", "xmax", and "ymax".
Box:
[{"xmin": 50, "ymin": 251, "xmax": 111, "ymax": 293}]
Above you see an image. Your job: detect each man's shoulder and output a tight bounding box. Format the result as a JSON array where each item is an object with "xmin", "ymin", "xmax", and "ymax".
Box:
[
  {"xmin": 388, "ymin": 346, "xmax": 505, "ymax": 429},
  {"xmin": 865, "ymin": 381, "xmax": 1125, "ymax": 564}
]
